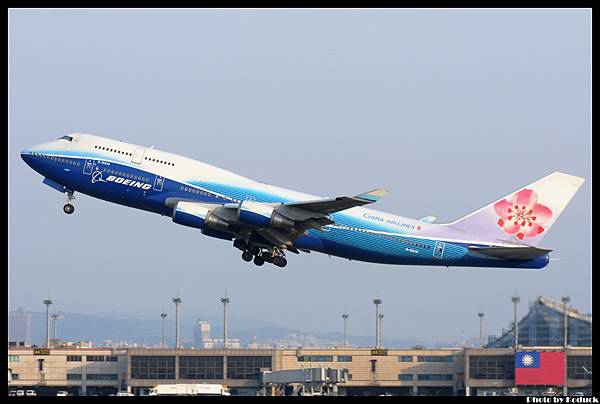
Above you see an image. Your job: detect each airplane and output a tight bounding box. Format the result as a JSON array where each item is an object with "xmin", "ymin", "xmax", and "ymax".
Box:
[{"xmin": 21, "ymin": 133, "xmax": 585, "ymax": 269}]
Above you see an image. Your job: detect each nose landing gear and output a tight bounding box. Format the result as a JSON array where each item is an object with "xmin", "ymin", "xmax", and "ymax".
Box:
[{"xmin": 63, "ymin": 192, "xmax": 75, "ymax": 214}]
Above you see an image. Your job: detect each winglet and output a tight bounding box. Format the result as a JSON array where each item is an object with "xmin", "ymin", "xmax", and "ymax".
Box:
[{"xmin": 355, "ymin": 189, "xmax": 389, "ymax": 203}]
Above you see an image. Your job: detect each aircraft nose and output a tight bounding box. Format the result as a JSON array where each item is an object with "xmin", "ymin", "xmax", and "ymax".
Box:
[{"xmin": 20, "ymin": 148, "xmax": 34, "ymax": 164}]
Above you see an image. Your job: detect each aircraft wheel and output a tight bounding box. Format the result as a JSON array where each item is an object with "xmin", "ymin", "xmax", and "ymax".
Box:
[
  {"xmin": 273, "ymin": 256, "xmax": 287, "ymax": 268},
  {"xmin": 253, "ymin": 255, "xmax": 265, "ymax": 266},
  {"xmin": 263, "ymin": 255, "xmax": 274, "ymax": 264},
  {"xmin": 63, "ymin": 204, "xmax": 75, "ymax": 214},
  {"xmin": 242, "ymin": 251, "xmax": 253, "ymax": 262}
]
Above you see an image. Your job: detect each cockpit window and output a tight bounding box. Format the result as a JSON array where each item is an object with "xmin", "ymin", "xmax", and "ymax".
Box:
[{"xmin": 58, "ymin": 135, "xmax": 73, "ymax": 142}]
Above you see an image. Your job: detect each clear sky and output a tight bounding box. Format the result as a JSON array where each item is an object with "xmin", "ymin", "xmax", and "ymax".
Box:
[{"xmin": 9, "ymin": 9, "xmax": 591, "ymax": 344}]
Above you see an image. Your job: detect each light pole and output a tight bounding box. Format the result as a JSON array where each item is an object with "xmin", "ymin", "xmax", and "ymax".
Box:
[
  {"xmin": 342, "ymin": 314, "xmax": 349, "ymax": 348},
  {"xmin": 172, "ymin": 294, "xmax": 182, "ymax": 349},
  {"xmin": 562, "ymin": 296, "xmax": 570, "ymax": 396},
  {"xmin": 43, "ymin": 297, "xmax": 53, "ymax": 348},
  {"xmin": 221, "ymin": 293, "xmax": 230, "ymax": 349},
  {"xmin": 478, "ymin": 312, "xmax": 484, "ymax": 348},
  {"xmin": 512, "ymin": 295, "xmax": 520, "ymax": 349},
  {"xmin": 378, "ymin": 314, "xmax": 384, "ymax": 348},
  {"xmin": 160, "ymin": 313, "xmax": 168, "ymax": 348},
  {"xmin": 51, "ymin": 313, "xmax": 63, "ymax": 340},
  {"xmin": 373, "ymin": 298, "xmax": 382, "ymax": 349}
]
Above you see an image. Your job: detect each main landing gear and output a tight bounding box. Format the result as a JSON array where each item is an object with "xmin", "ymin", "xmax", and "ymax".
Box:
[
  {"xmin": 242, "ymin": 251, "xmax": 253, "ymax": 262},
  {"xmin": 236, "ymin": 240, "xmax": 287, "ymax": 268},
  {"xmin": 63, "ymin": 192, "xmax": 75, "ymax": 215}
]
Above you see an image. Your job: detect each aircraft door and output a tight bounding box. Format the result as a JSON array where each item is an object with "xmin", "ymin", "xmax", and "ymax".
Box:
[
  {"xmin": 153, "ymin": 175, "xmax": 164, "ymax": 191},
  {"xmin": 433, "ymin": 241, "xmax": 445, "ymax": 259},
  {"xmin": 83, "ymin": 159, "xmax": 95, "ymax": 175},
  {"xmin": 132, "ymin": 148, "xmax": 146, "ymax": 164}
]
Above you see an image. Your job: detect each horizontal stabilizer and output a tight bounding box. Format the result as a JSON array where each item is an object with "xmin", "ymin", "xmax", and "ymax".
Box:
[
  {"xmin": 419, "ymin": 216, "xmax": 437, "ymax": 223},
  {"xmin": 469, "ymin": 246, "xmax": 552, "ymax": 260}
]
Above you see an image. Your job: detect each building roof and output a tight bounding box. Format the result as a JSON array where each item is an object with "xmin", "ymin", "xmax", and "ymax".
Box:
[
  {"xmin": 485, "ymin": 295, "xmax": 592, "ymax": 348},
  {"xmin": 537, "ymin": 296, "xmax": 592, "ymax": 323}
]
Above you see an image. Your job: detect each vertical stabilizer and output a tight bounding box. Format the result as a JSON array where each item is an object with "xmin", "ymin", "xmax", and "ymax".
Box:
[{"xmin": 447, "ymin": 172, "xmax": 585, "ymax": 246}]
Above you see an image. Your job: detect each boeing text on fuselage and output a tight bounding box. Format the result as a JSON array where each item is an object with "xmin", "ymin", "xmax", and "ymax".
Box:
[{"xmin": 21, "ymin": 133, "xmax": 585, "ymax": 269}]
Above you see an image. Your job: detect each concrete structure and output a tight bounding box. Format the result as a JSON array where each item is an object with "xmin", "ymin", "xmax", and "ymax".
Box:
[
  {"xmin": 464, "ymin": 347, "xmax": 592, "ymax": 396},
  {"xmin": 7, "ymin": 347, "xmax": 128, "ymax": 396},
  {"xmin": 7, "ymin": 346, "xmax": 593, "ymax": 396}
]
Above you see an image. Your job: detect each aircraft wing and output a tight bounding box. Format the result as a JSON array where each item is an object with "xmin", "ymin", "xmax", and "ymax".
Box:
[
  {"xmin": 169, "ymin": 188, "xmax": 388, "ymax": 251},
  {"xmin": 468, "ymin": 246, "xmax": 552, "ymax": 260},
  {"xmin": 282, "ymin": 189, "xmax": 388, "ymax": 215}
]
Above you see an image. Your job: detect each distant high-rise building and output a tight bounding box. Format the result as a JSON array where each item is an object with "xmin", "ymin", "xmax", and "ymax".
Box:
[
  {"xmin": 192, "ymin": 320, "xmax": 241, "ymax": 349},
  {"xmin": 9, "ymin": 308, "xmax": 32, "ymax": 346},
  {"xmin": 193, "ymin": 320, "xmax": 212, "ymax": 347}
]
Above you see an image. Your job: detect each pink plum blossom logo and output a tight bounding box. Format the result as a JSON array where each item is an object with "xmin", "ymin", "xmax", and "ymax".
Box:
[{"xmin": 494, "ymin": 189, "xmax": 553, "ymax": 240}]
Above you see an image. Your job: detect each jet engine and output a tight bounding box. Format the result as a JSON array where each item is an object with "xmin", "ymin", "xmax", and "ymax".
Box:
[
  {"xmin": 172, "ymin": 201, "xmax": 229, "ymax": 232},
  {"xmin": 237, "ymin": 200, "xmax": 294, "ymax": 229}
]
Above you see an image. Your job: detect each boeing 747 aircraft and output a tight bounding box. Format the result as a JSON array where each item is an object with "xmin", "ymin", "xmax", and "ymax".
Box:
[{"xmin": 21, "ymin": 133, "xmax": 584, "ymax": 269}]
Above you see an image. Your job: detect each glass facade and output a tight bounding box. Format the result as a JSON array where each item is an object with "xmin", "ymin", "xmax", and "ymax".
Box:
[
  {"xmin": 227, "ymin": 356, "xmax": 272, "ymax": 380},
  {"xmin": 66, "ymin": 355, "xmax": 82, "ymax": 362},
  {"xmin": 131, "ymin": 356, "xmax": 176, "ymax": 379},
  {"xmin": 417, "ymin": 374, "xmax": 453, "ymax": 381},
  {"xmin": 469, "ymin": 355, "xmax": 515, "ymax": 380},
  {"xmin": 417, "ymin": 356, "xmax": 453, "ymax": 362},
  {"xmin": 418, "ymin": 387, "xmax": 454, "ymax": 396},
  {"xmin": 179, "ymin": 356, "xmax": 224, "ymax": 380},
  {"xmin": 67, "ymin": 374, "xmax": 82, "ymax": 380},
  {"xmin": 486, "ymin": 296, "xmax": 592, "ymax": 348},
  {"xmin": 337, "ymin": 356, "xmax": 353, "ymax": 362},
  {"xmin": 86, "ymin": 355, "xmax": 118, "ymax": 362},
  {"xmin": 398, "ymin": 355, "xmax": 413, "ymax": 362},
  {"xmin": 398, "ymin": 374, "xmax": 414, "ymax": 380},
  {"xmin": 298, "ymin": 355, "xmax": 334, "ymax": 362},
  {"xmin": 87, "ymin": 374, "xmax": 118, "ymax": 380},
  {"xmin": 567, "ymin": 356, "xmax": 592, "ymax": 380}
]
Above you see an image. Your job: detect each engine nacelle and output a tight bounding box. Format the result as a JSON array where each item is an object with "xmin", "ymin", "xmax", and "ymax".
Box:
[
  {"xmin": 238, "ymin": 201, "xmax": 274, "ymax": 227},
  {"xmin": 172, "ymin": 201, "xmax": 229, "ymax": 232},
  {"xmin": 237, "ymin": 201, "xmax": 294, "ymax": 229}
]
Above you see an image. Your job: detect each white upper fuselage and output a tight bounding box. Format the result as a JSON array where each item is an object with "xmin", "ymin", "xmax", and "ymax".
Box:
[{"xmin": 21, "ymin": 133, "xmax": 558, "ymax": 269}]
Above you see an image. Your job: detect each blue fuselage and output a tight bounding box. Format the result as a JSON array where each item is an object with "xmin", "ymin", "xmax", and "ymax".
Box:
[{"xmin": 21, "ymin": 142, "xmax": 549, "ymax": 270}]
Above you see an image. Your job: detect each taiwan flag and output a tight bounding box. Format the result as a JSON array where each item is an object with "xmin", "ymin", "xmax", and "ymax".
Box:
[{"xmin": 515, "ymin": 351, "xmax": 565, "ymax": 386}]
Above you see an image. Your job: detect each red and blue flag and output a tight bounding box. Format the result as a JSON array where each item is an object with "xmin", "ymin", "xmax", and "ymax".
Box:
[{"xmin": 515, "ymin": 351, "xmax": 564, "ymax": 386}]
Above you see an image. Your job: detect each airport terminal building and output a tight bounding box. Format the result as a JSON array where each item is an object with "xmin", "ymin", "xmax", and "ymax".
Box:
[{"xmin": 7, "ymin": 346, "xmax": 592, "ymax": 396}]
